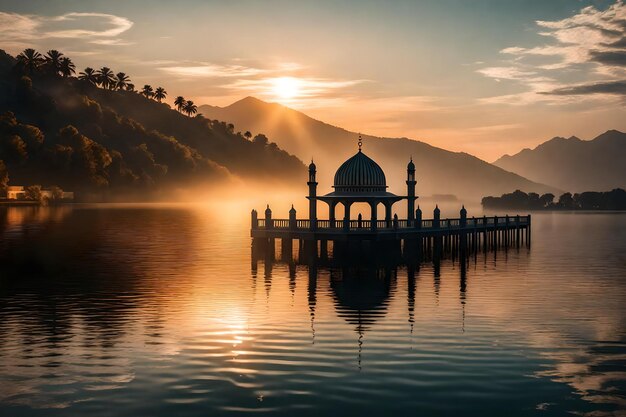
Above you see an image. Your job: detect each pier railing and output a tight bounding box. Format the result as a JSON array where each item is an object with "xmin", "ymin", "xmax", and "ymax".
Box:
[{"xmin": 254, "ymin": 215, "xmax": 530, "ymax": 232}]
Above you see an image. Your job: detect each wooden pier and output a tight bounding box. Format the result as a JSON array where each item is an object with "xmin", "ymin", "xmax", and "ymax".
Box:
[
  {"xmin": 251, "ymin": 141, "xmax": 530, "ymax": 264},
  {"xmin": 251, "ymin": 206, "xmax": 530, "ymax": 264}
]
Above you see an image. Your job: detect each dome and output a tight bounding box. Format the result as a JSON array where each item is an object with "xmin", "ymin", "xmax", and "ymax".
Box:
[
  {"xmin": 330, "ymin": 269, "xmax": 393, "ymax": 333},
  {"xmin": 407, "ymin": 158, "xmax": 415, "ymax": 171},
  {"xmin": 333, "ymin": 150, "xmax": 387, "ymax": 193}
]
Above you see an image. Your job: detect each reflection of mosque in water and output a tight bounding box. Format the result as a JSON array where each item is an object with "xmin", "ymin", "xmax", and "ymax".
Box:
[
  {"xmin": 330, "ymin": 267, "xmax": 396, "ymax": 335},
  {"xmin": 252, "ymin": 251, "xmax": 468, "ymax": 366}
]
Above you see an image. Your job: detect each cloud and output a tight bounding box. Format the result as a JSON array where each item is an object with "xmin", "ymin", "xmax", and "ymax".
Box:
[
  {"xmin": 230, "ymin": 77, "xmax": 364, "ymax": 91},
  {"xmin": 467, "ymin": 123, "xmax": 524, "ymax": 133},
  {"xmin": 228, "ymin": 77, "xmax": 366, "ymax": 101},
  {"xmin": 604, "ymin": 36, "xmax": 626, "ymax": 48},
  {"xmin": 541, "ymin": 80, "xmax": 626, "ymax": 96},
  {"xmin": 159, "ymin": 63, "xmax": 267, "ymax": 78},
  {"xmin": 0, "ymin": 11, "xmax": 133, "ymax": 48},
  {"xmin": 44, "ymin": 13, "xmax": 133, "ymax": 39},
  {"xmin": 477, "ymin": 1, "xmax": 626, "ymax": 104},
  {"xmin": 589, "ymin": 50, "xmax": 626, "ymax": 66},
  {"xmin": 476, "ymin": 67, "xmax": 540, "ymax": 81},
  {"xmin": 91, "ymin": 39, "xmax": 135, "ymax": 46},
  {"xmin": 0, "ymin": 12, "xmax": 39, "ymax": 39},
  {"xmin": 160, "ymin": 60, "xmax": 365, "ymax": 107},
  {"xmin": 159, "ymin": 60, "xmax": 305, "ymax": 79}
]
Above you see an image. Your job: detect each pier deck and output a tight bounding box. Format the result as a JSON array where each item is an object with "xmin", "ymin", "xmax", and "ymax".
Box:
[{"xmin": 252, "ymin": 215, "xmax": 530, "ymax": 241}]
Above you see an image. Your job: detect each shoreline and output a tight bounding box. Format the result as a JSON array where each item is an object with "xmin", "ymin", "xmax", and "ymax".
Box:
[{"xmin": 0, "ymin": 200, "xmax": 75, "ymax": 207}]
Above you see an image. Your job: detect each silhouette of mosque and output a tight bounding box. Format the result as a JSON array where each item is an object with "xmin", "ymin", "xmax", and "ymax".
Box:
[{"xmin": 251, "ymin": 135, "xmax": 531, "ymax": 263}]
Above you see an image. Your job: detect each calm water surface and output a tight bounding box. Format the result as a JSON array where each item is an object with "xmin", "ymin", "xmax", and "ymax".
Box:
[{"xmin": 0, "ymin": 204, "xmax": 625, "ymax": 417}]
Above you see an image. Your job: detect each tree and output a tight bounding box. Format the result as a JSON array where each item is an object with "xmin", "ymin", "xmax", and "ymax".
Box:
[
  {"xmin": 141, "ymin": 85, "xmax": 154, "ymax": 99},
  {"xmin": 0, "ymin": 160, "xmax": 8, "ymax": 195},
  {"xmin": 527, "ymin": 192, "xmax": 540, "ymax": 208},
  {"xmin": 79, "ymin": 67, "xmax": 98, "ymax": 84},
  {"xmin": 154, "ymin": 87, "xmax": 167, "ymax": 103},
  {"xmin": 57, "ymin": 125, "xmax": 112, "ymax": 187},
  {"xmin": 125, "ymin": 83, "xmax": 135, "ymax": 92},
  {"xmin": 16, "ymin": 48, "xmax": 43, "ymax": 74},
  {"xmin": 575, "ymin": 192, "xmax": 602, "ymax": 210},
  {"xmin": 539, "ymin": 193, "xmax": 555, "ymax": 208},
  {"xmin": 49, "ymin": 185, "xmax": 64, "ymax": 201},
  {"xmin": 183, "ymin": 100, "xmax": 197, "ymax": 117},
  {"xmin": 97, "ymin": 67, "xmax": 115, "ymax": 89},
  {"xmin": 253, "ymin": 134, "xmax": 269, "ymax": 146},
  {"xmin": 115, "ymin": 72, "xmax": 131, "ymax": 90},
  {"xmin": 59, "ymin": 57, "xmax": 76, "ymax": 78},
  {"xmin": 24, "ymin": 185, "xmax": 43, "ymax": 202},
  {"xmin": 44, "ymin": 50, "xmax": 64, "ymax": 75},
  {"xmin": 174, "ymin": 96, "xmax": 185, "ymax": 112},
  {"xmin": 0, "ymin": 135, "xmax": 28, "ymax": 163},
  {"xmin": 244, "ymin": 131, "xmax": 252, "ymax": 140},
  {"xmin": 558, "ymin": 192, "xmax": 575, "ymax": 209}
]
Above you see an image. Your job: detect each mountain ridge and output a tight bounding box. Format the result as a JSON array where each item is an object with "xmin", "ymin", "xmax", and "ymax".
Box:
[
  {"xmin": 200, "ymin": 97, "xmax": 559, "ymax": 202},
  {"xmin": 494, "ymin": 129, "xmax": 625, "ymax": 192}
]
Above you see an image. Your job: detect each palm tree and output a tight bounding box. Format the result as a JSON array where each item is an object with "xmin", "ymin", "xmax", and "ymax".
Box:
[
  {"xmin": 59, "ymin": 57, "xmax": 75, "ymax": 78},
  {"xmin": 97, "ymin": 67, "xmax": 115, "ymax": 89},
  {"xmin": 78, "ymin": 67, "xmax": 98, "ymax": 84},
  {"xmin": 44, "ymin": 50, "xmax": 64, "ymax": 75},
  {"xmin": 174, "ymin": 96, "xmax": 185, "ymax": 112},
  {"xmin": 16, "ymin": 48, "xmax": 43, "ymax": 74},
  {"xmin": 141, "ymin": 85, "xmax": 154, "ymax": 99},
  {"xmin": 125, "ymin": 83, "xmax": 135, "ymax": 92},
  {"xmin": 183, "ymin": 100, "xmax": 197, "ymax": 117},
  {"xmin": 115, "ymin": 72, "xmax": 131, "ymax": 90},
  {"xmin": 154, "ymin": 87, "xmax": 167, "ymax": 103}
]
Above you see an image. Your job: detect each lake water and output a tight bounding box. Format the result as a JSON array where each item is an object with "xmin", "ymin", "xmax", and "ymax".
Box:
[{"xmin": 0, "ymin": 204, "xmax": 625, "ymax": 417}]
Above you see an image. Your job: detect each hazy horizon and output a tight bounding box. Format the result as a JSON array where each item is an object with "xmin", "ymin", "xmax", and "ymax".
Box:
[{"xmin": 1, "ymin": 0, "xmax": 624, "ymax": 161}]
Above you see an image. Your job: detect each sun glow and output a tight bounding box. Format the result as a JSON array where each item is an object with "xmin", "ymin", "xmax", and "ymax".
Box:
[{"xmin": 270, "ymin": 77, "xmax": 301, "ymax": 101}]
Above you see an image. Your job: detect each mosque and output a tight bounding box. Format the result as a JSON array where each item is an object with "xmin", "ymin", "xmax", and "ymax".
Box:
[
  {"xmin": 308, "ymin": 137, "xmax": 416, "ymax": 231},
  {"xmin": 251, "ymin": 138, "xmax": 530, "ymax": 262}
]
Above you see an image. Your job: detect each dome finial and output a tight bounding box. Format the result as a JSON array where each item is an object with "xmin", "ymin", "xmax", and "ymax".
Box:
[{"xmin": 358, "ymin": 133, "xmax": 362, "ymax": 152}]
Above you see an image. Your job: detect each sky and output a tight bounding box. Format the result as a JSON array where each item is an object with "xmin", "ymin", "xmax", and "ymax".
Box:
[{"xmin": 0, "ymin": 0, "xmax": 624, "ymax": 161}]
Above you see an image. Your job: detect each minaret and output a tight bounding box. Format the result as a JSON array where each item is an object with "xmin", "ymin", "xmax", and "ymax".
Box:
[
  {"xmin": 406, "ymin": 157, "xmax": 417, "ymax": 225},
  {"xmin": 307, "ymin": 160, "xmax": 317, "ymax": 230}
]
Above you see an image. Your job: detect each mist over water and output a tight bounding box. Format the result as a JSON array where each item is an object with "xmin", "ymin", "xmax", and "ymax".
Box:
[{"xmin": 0, "ymin": 203, "xmax": 625, "ymax": 417}]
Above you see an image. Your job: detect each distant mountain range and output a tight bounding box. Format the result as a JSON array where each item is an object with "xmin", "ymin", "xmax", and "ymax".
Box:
[
  {"xmin": 200, "ymin": 97, "xmax": 557, "ymax": 201},
  {"xmin": 494, "ymin": 130, "xmax": 626, "ymax": 193}
]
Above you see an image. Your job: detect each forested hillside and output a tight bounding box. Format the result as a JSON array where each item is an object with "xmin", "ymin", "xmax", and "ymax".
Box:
[{"xmin": 0, "ymin": 49, "xmax": 304, "ymax": 200}]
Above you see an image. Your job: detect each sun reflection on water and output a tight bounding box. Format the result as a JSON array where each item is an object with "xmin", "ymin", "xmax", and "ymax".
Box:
[{"xmin": 0, "ymin": 204, "xmax": 624, "ymax": 416}]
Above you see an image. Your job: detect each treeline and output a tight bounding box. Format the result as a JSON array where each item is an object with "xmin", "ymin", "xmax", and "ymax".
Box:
[
  {"xmin": 17, "ymin": 48, "xmax": 195, "ymax": 115},
  {"xmin": 482, "ymin": 189, "xmax": 626, "ymax": 210},
  {"xmin": 0, "ymin": 48, "xmax": 304, "ymax": 199}
]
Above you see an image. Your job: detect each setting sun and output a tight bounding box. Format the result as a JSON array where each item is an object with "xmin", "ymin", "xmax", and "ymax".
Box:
[{"xmin": 270, "ymin": 76, "xmax": 301, "ymax": 100}]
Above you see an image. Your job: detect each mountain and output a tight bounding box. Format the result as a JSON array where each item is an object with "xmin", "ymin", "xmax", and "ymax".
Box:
[
  {"xmin": 0, "ymin": 50, "xmax": 303, "ymax": 200},
  {"xmin": 200, "ymin": 97, "xmax": 557, "ymax": 202},
  {"xmin": 494, "ymin": 131, "xmax": 626, "ymax": 192}
]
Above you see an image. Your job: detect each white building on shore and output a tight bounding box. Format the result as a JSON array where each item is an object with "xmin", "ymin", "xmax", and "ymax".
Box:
[{"xmin": 5, "ymin": 186, "xmax": 74, "ymax": 201}]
